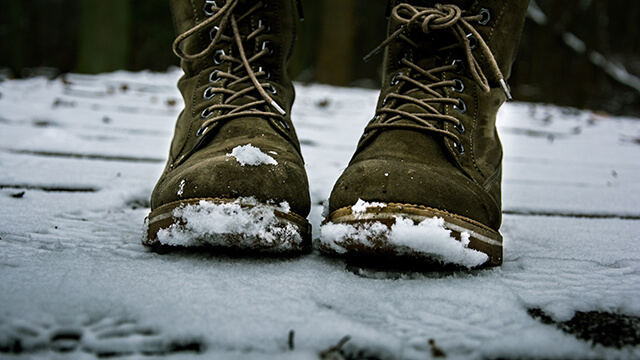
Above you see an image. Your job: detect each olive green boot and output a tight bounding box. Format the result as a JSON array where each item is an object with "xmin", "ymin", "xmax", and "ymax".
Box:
[
  {"xmin": 322, "ymin": 0, "xmax": 528, "ymax": 267},
  {"xmin": 144, "ymin": 0, "xmax": 311, "ymax": 252}
]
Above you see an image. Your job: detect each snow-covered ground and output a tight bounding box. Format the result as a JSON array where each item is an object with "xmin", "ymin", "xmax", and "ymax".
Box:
[{"xmin": 1, "ymin": 70, "xmax": 639, "ymax": 359}]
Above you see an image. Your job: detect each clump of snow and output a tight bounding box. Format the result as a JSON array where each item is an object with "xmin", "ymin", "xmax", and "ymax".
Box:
[
  {"xmin": 351, "ymin": 199, "xmax": 387, "ymax": 215},
  {"xmin": 320, "ymin": 216, "xmax": 488, "ymax": 268},
  {"xmin": 177, "ymin": 179, "xmax": 185, "ymax": 196},
  {"xmin": 226, "ymin": 144, "xmax": 277, "ymax": 166},
  {"xmin": 156, "ymin": 197, "xmax": 301, "ymax": 248}
]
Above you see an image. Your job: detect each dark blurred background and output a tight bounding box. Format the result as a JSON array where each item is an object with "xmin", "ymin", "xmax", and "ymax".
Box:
[{"xmin": 1, "ymin": 0, "xmax": 639, "ymax": 116}]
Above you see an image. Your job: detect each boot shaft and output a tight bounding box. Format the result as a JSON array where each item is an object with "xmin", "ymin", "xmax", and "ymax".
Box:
[{"xmin": 161, "ymin": 0, "xmax": 305, "ymax": 176}]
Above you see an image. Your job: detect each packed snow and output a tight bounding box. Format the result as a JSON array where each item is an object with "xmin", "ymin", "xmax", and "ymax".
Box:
[
  {"xmin": 1, "ymin": 70, "xmax": 639, "ymax": 359},
  {"xmin": 227, "ymin": 144, "xmax": 278, "ymax": 166},
  {"xmin": 320, "ymin": 216, "xmax": 487, "ymax": 268},
  {"xmin": 350, "ymin": 198, "xmax": 387, "ymax": 215},
  {"xmin": 155, "ymin": 197, "xmax": 301, "ymax": 249},
  {"xmin": 177, "ymin": 179, "xmax": 185, "ymax": 196}
]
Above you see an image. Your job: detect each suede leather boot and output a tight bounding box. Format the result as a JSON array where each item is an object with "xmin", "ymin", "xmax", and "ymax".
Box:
[
  {"xmin": 144, "ymin": 0, "xmax": 311, "ymax": 252},
  {"xmin": 322, "ymin": 0, "xmax": 528, "ymax": 267}
]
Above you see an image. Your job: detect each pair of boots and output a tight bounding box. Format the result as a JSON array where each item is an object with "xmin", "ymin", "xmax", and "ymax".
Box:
[{"xmin": 144, "ymin": 0, "xmax": 529, "ymax": 268}]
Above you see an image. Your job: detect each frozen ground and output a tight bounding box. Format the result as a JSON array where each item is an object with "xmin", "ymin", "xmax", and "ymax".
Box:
[{"xmin": 1, "ymin": 70, "xmax": 639, "ymax": 359}]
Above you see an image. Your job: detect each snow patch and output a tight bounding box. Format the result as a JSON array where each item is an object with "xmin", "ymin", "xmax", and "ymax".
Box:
[
  {"xmin": 351, "ymin": 199, "xmax": 387, "ymax": 215},
  {"xmin": 320, "ymin": 216, "xmax": 488, "ymax": 268},
  {"xmin": 156, "ymin": 197, "xmax": 300, "ymax": 248},
  {"xmin": 227, "ymin": 144, "xmax": 277, "ymax": 166},
  {"xmin": 177, "ymin": 179, "xmax": 185, "ymax": 196}
]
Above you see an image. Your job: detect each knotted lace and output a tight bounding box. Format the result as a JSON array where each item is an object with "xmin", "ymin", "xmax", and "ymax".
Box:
[
  {"xmin": 172, "ymin": 0, "xmax": 286, "ymax": 138},
  {"xmin": 363, "ymin": 3, "xmax": 511, "ymax": 148}
]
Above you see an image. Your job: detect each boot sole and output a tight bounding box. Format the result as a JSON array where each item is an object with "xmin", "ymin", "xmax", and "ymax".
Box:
[
  {"xmin": 144, "ymin": 197, "xmax": 312, "ymax": 254},
  {"xmin": 321, "ymin": 202, "xmax": 502, "ymax": 268}
]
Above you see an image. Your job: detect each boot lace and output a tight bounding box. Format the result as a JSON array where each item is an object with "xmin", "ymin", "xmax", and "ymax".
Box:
[
  {"xmin": 173, "ymin": 0, "xmax": 286, "ymax": 138},
  {"xmin": 363, "ymin": 3, "xmax": 511, "ymax": 152}
]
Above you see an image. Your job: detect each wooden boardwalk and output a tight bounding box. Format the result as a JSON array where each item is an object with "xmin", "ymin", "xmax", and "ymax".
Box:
[{"xmin": 1, "ymin": 71, "xmax": 639, "ymax": 358}]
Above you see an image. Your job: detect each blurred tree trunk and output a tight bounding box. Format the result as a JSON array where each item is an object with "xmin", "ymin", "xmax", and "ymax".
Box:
[
  {"xmin": 316, "ymin": 0, "xmax": 357, "ymax": 86},
  {"xmin": 76, "ymin": 0, "xmax": 132, "ymax": 73},
  {"xmin": 510, "ymin": 0, "xmax": 640, "ymax": 116}
]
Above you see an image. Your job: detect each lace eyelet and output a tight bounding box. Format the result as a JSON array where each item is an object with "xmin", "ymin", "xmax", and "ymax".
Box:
[
  {"xmin": 454, "ymin": 98, "xmax": 467, "ymax": 114},
  {"xmin": 201, "ymin": 108, "xmax": 213, "ymax": 119},
  {"xmin": 452, "ymin": 78, "xmax": 465, "ymax": 93},
  {"xmin": 382, "ymin": 97, "xmax": 389, "ymax": 106},
  {"xmin": 258, "ymin": 19, "xmax": 271, "ymax": 33},
  {"xmin": 391, "ymin": 72, "xmax": 403, "ymax": 86},
  {"xmin": 209, "ymin": 70, "xmax": 221, "ymax": 83},
  {"xmin": 397, "ymin": 52, "xmax": 409, "ymax": 66},
  {"xmin": 361, "ymin": 131, "xmax": 370, "ymax": 140},
  {"xmin": 277, "ymin": 119, "xmax": 290, "ymax": 130},
  {"xmin": 196, "ymin": 126, "xmax": 209, "ymax": 137},
  {"xmin": 261, "ymin": 41, "xmax": 273, "ymax": 55},
  {"xmin": 209, "ymin": 26, "xmax": 220, "ymax": 41},
  {"xmin": 257, "ymin": 66, "xmax": 271, "ymax": 79},
  {"xmin": 266, "ymin": 83, "xmax": 277, "ymax": 95},
  {"xmin": 453, "ymin": 141, "xmax": 465, "ymax": 154},
  {"xmin": 203, "ymin": 0, "xmax": 219, "ymax": 16},
  {"xmin": 466, "ymin": 33, "xmax": 478, "ymax": 50},
  {"xmin": 262, "ymin": 1, "xmax": 269, "ymax": 9},
  {"xmin": 203, "ymin": 87, "xmax": 215, "ymax": 100},
  {"xmin": 478, "ymin": 8, "xmax": 491, "ymax": 25},
  {"xmin": 454, "ymin": 122, "xmax": 466, "ymax": 134},
  {"xmin": 213, "ymin": 49, "xmax": 226, "ymax": 64},
  {"xmin": 451, "ymin": 59, "xmax": 465, "ymax": 74}
]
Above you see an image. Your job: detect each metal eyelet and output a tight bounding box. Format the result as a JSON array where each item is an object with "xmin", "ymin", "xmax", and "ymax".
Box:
[
  {"xmin": 454, "ymin": 98, "xmax": 467, "ymax": 114},
  {"xmin": 209, "ymin": 70, "xmax": 221, "ymax": 83},
  {"xmin": 258, "ymin": 19, "xmax": 271, "ymax": 33},
  {"xmin": 391, "ymin": 72, "xmax": 403, "ymax": 86},
  {"xmin": 262, "ymin": 0, "xmax": 269, "ymax": 9},
  {"xmin": 196, "ymin": 126, "xmax": 209, "ymax": 137},
  {"xmin": 451, "ymin": 59, "xmax": 465, "ymax": 74},
  {"xmin": 203, "ymin": 0, "xmax": 219, "ymax": 16},
  {"xmin": 266, "ymin": 83, "xmax": 277, "ymax": 95},
  {"xmin": 209, "ymin": 26, "xmax": 220, "ymax": 41},
  {"xmin": 261, "ymin": 41, "xmax": 273, "ymax": 55},
  {"xmin": 454, "ymin": 122, "xmax": 466, "ymax": 134},
  {"xmin": 478, "ymin": 8, "xmax": 491, "ymax": 25},
  {"xmin": 213, "ymin": 49, "xmax": 226, "ymax": 64},
  {"xmin": 452, "ymin": 78, "xmax": 465, "ymax": 93},
  {"xmin": 277, "ymin": 119, "xmax": 290, "ymax": 130},
  {"xmin": 453, "ymin": 141, "xmax": 465, "ymax": 154},
  {"xmin": 201, "ymin": 108, "xmax": 213, "ymax": 119},
  {"xmin": 203, "ymin": 87, "xmax": 215, "ymax": 100},
  {"xmin": 397, "ymin": 52, "xmax": 409, "ymax": 66},
  {"xmin": 466, "ymin": 33, "xmax": 478, "ymax": 50},
  {"xmin": 361, "ymin": 131, "xmax": 370, "ymax": 140},
  {"xmin": 257, "ymin": 66, "xmax": 271, "ymax": 79},
  {"xmin": 382, "ymin": 97, "xmax": 389, "ymax": 106}
]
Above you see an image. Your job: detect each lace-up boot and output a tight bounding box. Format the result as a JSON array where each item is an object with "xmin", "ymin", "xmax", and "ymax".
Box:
[
  {"xmin": 145, "ymin": 0, "xmax": 311, "ymax": 252},
  {"xmin": 322, "ymin": 0, "xmax": 529, "ymax": 267}
]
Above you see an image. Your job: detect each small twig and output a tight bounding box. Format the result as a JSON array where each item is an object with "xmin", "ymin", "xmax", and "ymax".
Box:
[
  {"xmin": 288, "ymin": 329, "xmax": 295, "ymax": 351},
  {"xmin": 319, "ymin": 335, "xmax": 351, "ymax": 359}
]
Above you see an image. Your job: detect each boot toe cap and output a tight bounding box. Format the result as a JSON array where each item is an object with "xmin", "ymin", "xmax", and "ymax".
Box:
[
  {"xmin": 151, "ymin": 152, "xmax": 310, "ymax": 218},
  {"xmin": 328, "ymin": 158, "xmax": 501, "ymax": 230}
]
